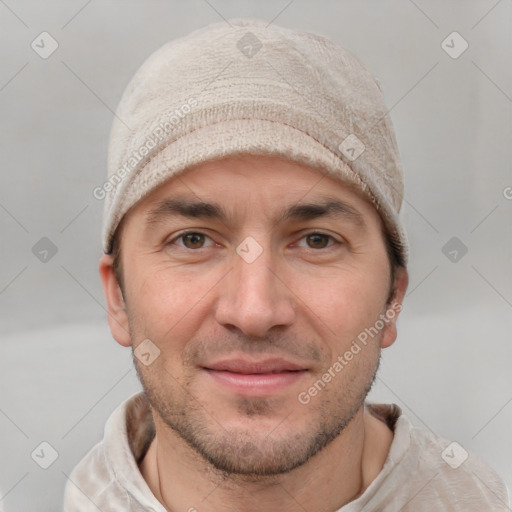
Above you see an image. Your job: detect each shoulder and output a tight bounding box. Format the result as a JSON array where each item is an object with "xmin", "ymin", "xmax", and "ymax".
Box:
[
  {"xmin": 62, "ymin": 439, "xmax": 125, "ymax": 511},
  {"xmin": 364, "ymin": 403, "xmax": 510, "ymax": 511},
  {"xmin": 62, "ymin": 392, "xmax": 150, "ymax": 511},
  {"xmin": 401, "ymin": 415, "xmax": 509, "ymax": 510}
]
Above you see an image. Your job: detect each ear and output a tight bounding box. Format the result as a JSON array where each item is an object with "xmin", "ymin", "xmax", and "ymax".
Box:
[
  {"xmin": 380, "ymin": 266, "xmax": 408, "ymax": 349},
  {"xmin": 99, "ymin": 254, "xmax": 131, "ymax": 347}
]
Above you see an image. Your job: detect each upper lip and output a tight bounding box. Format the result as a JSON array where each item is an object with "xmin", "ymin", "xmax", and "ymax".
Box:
[{"xmin": 203, "ymin": 358, "xmax": 307, "ymax": 374}]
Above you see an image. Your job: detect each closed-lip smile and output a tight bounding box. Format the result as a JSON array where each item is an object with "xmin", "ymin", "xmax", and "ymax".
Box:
[
  {"xmin": 202, "ymin": 357, "xmax": 308, "ymax": 395},
  {"xmin": 204, "ymin": 358, "xmax": 307, "ymax": 374}
]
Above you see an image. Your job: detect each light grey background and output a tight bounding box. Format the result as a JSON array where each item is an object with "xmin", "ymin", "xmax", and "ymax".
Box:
[{"xmin": 1, "ymin": 1, "xmax": 511, "ymax": 511}]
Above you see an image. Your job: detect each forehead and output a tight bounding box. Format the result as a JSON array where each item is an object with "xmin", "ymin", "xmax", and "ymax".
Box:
[{"xmin": 125, "ymin": 154, "xmax": 381, "ymax": 229}]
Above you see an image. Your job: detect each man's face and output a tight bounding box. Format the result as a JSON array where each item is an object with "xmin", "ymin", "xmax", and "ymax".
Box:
[{"xmin": 101, "ymin": 154, "xmax": 406, "ymax": 476}]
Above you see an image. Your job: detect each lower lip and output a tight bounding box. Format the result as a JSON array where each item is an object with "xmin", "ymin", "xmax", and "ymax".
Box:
[{"xmin": 204, "ymin": 369, "xmax": 307, "ymax": 396}]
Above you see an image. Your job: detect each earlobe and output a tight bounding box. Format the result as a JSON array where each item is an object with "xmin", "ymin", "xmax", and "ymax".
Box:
[
  {"xmin": 380, "ymin": 266, "xmax": 409, "ymax": 349},
  {"xmin": 99, "ymin": 254, "xmax": 131, "ymax": 347}
]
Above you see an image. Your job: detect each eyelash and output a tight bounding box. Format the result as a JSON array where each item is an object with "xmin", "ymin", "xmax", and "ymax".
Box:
[{"xmin": 167, "ymin": 230, "xmax": 341, "ymax": 250}]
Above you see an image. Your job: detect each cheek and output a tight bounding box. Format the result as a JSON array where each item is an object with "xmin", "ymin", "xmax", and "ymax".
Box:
[
  {"xmin": 123, "ymin": 260, "xmax": 220, "ymax": 352},
  {"xmin": 294, "ymin": 266, "xmax": 389, "ymax": 350}
]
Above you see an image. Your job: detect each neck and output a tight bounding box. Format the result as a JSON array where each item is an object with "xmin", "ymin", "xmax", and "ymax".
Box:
[{"xmin": 140, "ymin": 406, "xmax": 393, "ymax": 512}]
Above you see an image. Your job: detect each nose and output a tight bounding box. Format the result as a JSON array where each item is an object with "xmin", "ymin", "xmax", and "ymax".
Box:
[{"xmin": 214, "ymin": 240, "xmax": 296, "ymax": 338}]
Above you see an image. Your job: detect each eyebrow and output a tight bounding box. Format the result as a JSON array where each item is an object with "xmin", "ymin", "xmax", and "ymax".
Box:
[{"xmin": 145, "ymin": 196, "xmax": 366, "ymax": 229}]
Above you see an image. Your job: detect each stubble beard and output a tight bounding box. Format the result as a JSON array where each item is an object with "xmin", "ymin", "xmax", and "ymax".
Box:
[{"xmin": 133, "ymin": 350, "xmax": 380, "ymax": 480}]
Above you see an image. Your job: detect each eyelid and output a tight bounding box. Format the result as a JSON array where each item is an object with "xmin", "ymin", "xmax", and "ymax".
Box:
[
  {"xmin": 167, "ymin": 230, "xmax": 216, "ymax": 248},
  {"xmin": 294, "ymin": 230, "xmax": 342, "ymax": 249},
  {"xmin": 166, "ymin": 229, "xmax": 343, "ymax": 250}
]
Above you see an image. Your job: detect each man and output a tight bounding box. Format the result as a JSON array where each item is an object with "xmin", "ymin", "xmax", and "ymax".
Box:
[{"xmin": 63, "ymin": 18, "xmax": 509, "ymax": 511}]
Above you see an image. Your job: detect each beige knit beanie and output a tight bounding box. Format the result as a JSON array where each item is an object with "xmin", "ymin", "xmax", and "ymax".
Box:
[{"xmin": 101, "ymin": 18, "xmax": 408, "ymax": 265}]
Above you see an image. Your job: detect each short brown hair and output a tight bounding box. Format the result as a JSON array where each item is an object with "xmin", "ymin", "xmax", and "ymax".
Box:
[{"xmin": 111, "ymin": 215, "xmax": 126, "ymax": 296}]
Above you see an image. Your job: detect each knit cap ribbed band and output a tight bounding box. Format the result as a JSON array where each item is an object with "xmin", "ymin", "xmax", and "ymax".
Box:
[{"xmin": 102, "ymin": 18, "xmax": 408, "ymax": 265}]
